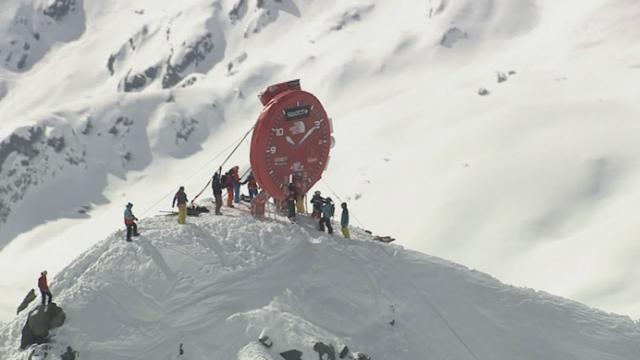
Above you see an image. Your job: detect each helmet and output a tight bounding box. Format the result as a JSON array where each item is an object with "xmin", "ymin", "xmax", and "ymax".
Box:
[
  {"xmin": 126, "ymin": 202, "xmax": 133, "ymax": 208},
  {"xmin": 326, "ymin": 197, "xmax": 332, "ymax": 202},
  {"xmin": 314, "ymin": 191, "xmax": 321, "ymax": 196}
]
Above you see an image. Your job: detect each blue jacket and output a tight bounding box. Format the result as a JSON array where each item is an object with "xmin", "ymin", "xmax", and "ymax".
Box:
[
  {"xmin": 322, "ymin": 202, "xmax": 334, "ymax": 218},
  {"xmin": 124, "ymin": 208, "xmax": 134, "ymax": 220}
]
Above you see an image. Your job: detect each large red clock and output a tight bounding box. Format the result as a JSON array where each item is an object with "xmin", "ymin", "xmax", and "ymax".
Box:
[{"xmin": 250, "ymin": 80, "xmax": 333, "ymax": 202}]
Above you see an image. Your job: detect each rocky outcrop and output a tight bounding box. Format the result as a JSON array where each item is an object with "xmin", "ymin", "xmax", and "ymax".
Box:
[
  {"xmin": 440, "ymin": 27, "xmax": 467, "ymax": 48},
  {"xmin": 0, "ymin": 1, "xmax": 85, "ymax": 72},
  {"xmin": 20, "ymin": 303, "xmax": 66, "ymax": 349},
  {"xmin": 16, "ymin": 289, "xmax": 37, "ymax": 315},
  {"xmin": 0, "ymin": 124, "xmax": 86, "ymax": 228},
  {"xmin": 43, "ymin": 0, "xmax": 78, "ymax": 21},
  {"xmin": 162, "ymin": 33, "xmax": 215, "ymax": 89}
]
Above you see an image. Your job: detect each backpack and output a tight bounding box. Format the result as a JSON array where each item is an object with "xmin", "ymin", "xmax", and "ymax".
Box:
[{"xmin": 220, "ymin": 173, "xmax": 228, "ymax": 186}]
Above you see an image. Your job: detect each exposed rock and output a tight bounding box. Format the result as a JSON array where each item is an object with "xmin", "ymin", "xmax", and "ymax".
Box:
[
  {"xmin": 162, "ymin": 33, "xmax": 214, "ymax": 89},
  {"xmin": 61, "ymin": 345, "xmax": 78, "ymax": 360},
  {"xmin": 107, "ymin": 54, "xmax": 116, "ymax": 75},
  {"xmin": 175, "ymin": 118, "xmax": 199, "ymax": 144},
  {"xmin": 20, "ymin": 303, "xmax": 66, "ymax": 349},
  {"xmin": 258, "ymin": 334, "xmax": 273, "ymax": 348},
  {"xmin": 354, "ymin": 353, "xmax": 371, "ymax": 360},
  {"xmin": 478, "ymin": 88, "xmax": 490, "ymax": 96},
  {"xmin": 428, "ymin": 0, "xmax": 447, "ymax": 18},
  {"xmin": 497, "ymin": 72, "xmax": 508, "ymax": 83},
  {"xmin": 43, "ymin": 0, "xmax": 78, "ymax": 21},
  {"xmin": 0, "ymin": 127, "xmax": 44, "ymax": 173},
  {"xmin": 330, "ymin": 5, "xmax": 375, "ymax": 32},
  {"xmin": 313, "ymin": 342, "xmax": 336, "ymax": 360},
  {"xmin": 17, "ymin": 289, "xmax": 37, "ymax": 314},
  {"xmin": 279, "ymin": 349, "xmax": 303, "ymax": 360},
  {"xmin": 109, "ymin": 116, "xmax": 134, "ymax": 136},
  {"xmin": 339, "ymin": 345, "xmax": 349, "ymax": 358},
  {"xmin": 440, "ymin": 27, "xmax": 467, "ymax": 48},
  {"xmin": 229, "ymin": 0, "xmax": 248, "ymax": 23}
]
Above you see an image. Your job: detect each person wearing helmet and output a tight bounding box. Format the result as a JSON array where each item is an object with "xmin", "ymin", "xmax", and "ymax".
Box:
[
  {"xmin": 172, "ymin": 186, "xmax": 188, "ymax": 224},
  {"xmin": 310, "ymin": 190, "xmax": 325, "ymax": 219},
  {"xmin": 319, "ymin": 197, "xmax": 335, "ymax": 234},
  {"xmin": 38, "ymin": 271, "xmax": 52, "ymax": 306},
  {"xmin": 124, "ymin": 202, "xmax": 140, "ymax": 242},
  {"xmin": 340, "ymin": 202, "xmax": 350, "ymax": 239}
]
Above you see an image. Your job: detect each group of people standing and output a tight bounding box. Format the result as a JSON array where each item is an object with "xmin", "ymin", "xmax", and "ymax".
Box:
[
  {"xmin": 311, "ymin": 191, "xmax": 350, "ymax": 239},
  {"xmin": 122, "ymin": 166, "xmax": 351, "ymax": 240}
]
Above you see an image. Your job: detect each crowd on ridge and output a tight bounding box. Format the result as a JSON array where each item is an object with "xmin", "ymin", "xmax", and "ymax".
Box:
[{"xmin": 122, "ymin": 165, "xmax": 351, "ymax": 242}]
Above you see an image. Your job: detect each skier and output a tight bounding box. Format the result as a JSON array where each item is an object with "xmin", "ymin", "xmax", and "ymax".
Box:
[
  {"xmin": 310, "ymin": 191, "xmax": 325, "ymax": 219},
  {"xmin": 286, "ymin": 182, "xmax": 297, "ymax": 222},
  {"xmin": 38, "ymin": 271, "xmax": 52, "ymax": 306},
  {"xmin": 319, "ymin": 197, "xmax": 334, "ymax": 234},
  {"xmin": 225, "ymin": 167, "xmax": 239, "ymax": 208},
  {"xmin": 243, "ymin": 172, "xmax": 259, "ymax": 200},
  {"xmin": 341, "ymin": 202, "xmax": 350, "ymax": 239},
  {"xmin": 211, "ymin": 170, "xmax": 223, "ymax": 215},
  {"xmin": 124, "ymin": 202, "xmax": 140, "ymax": 242},
  {"xmin": 232, "ymin": 166, "xmax": 242, "ymax": 204},
  {"xmin": 172, "ymin": 186, "xmax": 188, "ymax": 224}
]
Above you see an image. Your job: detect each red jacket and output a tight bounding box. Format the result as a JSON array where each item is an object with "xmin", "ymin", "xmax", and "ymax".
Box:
[{"xmin": 38, "ymin": 274, "xmax": 49, "ymax": 292}]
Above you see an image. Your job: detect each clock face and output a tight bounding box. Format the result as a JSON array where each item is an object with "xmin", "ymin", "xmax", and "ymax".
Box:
[{"xmin": 250, "ymin": 90, "xmax": 332, "ymax": 201}]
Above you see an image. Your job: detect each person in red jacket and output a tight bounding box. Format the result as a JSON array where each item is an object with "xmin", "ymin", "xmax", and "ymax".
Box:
[
  {"xmin": 243, "ymin": 172, "xmax": 259, "ymax": 200},
  {"xmin": 38, "ymin": 271, "xmax": 52, "ymax": 306},
  {"xmin": 226, "ymin": 166, "xmax": 240, "ymax": 208}
]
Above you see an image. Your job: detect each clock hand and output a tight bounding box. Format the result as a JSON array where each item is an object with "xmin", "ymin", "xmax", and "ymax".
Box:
[
  {"xmin": 285, "ymin": 135, "xmax": 296, "ymax": 147},
  {"xmin": 298, "ymin": 127, "xmax": 317, "ymax": 146}
]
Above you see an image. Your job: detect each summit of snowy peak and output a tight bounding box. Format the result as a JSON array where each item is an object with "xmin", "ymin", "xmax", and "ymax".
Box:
[{"xmin": 1, "ymin": 209, "xmax": 640, "ymax": 360}]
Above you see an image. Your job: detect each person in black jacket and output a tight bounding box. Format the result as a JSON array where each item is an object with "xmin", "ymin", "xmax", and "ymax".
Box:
[
  {"xmin": 310, "ymin": 191, "xmax": 325, "ymax": 219},
  {"xmin": 211, "ymin": 171, "xmax": 223, "ymax": 215},
  {"xmin": 172, "ymin": 186, "xmax": 188, "ymax": 224}
]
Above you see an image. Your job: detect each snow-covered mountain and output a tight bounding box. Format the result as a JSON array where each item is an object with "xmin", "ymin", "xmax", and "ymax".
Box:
[
  {"xmin": 2, "ymin": 210, "xmax": 640, "ymax": 360},
  {"xmin": 1, "ymin": 0, "xmax": 640, "ymax": 325}
]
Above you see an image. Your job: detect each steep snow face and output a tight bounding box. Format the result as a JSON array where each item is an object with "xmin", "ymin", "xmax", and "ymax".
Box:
[
  {"xmin": 1, "ymin": 0, "xmax": 640, "ymax": 323},
  {"xmin": 1, "ymin": 211, "xmax": 640, "ymax": 360}
]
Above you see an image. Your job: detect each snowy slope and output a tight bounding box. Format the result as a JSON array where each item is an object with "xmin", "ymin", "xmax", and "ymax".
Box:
[
  {"xmin": 2, "ymin": 210, "xmax": 640, "ymax": 360},
  {"xmin": 1, "ymin": 0, "xmax": 640, "ymax": 322}
]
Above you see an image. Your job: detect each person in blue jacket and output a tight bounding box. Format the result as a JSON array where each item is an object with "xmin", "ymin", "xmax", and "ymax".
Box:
[
  {"xmin": 124, "ymin": 202, "xmax": 140, "ymax": 242},
  {"xmin": 319, "ymin": 197, "xmax": 334, "ymax": 234}
]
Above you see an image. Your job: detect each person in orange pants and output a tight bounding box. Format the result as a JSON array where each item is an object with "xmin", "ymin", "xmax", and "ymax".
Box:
[{"xmin": 225, "ymin": 166, "xmax": 240, "ymax": 207}]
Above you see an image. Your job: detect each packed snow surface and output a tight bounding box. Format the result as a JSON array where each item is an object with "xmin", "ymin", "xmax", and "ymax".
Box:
[
  {"xmin": 2, "ymin": 209, "xmax": 640, "ymax": 360},
  {"xmin": 0, "ymin": 0, "xmax": 640, "ymax": 324}
]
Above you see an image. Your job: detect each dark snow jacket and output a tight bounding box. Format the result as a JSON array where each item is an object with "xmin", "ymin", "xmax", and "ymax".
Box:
[
  {"xmin": 341, "ymin": 208, "xmax": 349, "ymax": 227},
  {"xmin": 173, "ymin": 190, "xmax": 188, "ymax": 207},
  {"xmin": 212, "ymin": 173, "xmax": 223, "ymax": 196}
]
